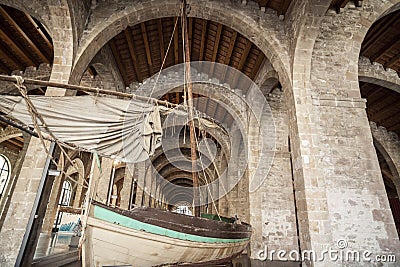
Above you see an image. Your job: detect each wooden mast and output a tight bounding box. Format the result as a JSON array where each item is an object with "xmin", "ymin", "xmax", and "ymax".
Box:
[{"xmin": 182, "ymin": 0, "xmax": 200, "ymax": 217}]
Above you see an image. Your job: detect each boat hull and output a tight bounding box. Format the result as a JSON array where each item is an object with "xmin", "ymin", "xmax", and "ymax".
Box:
[
  {"xmin": 83, "ymin": 204, "xmax": 251, "ymax": 266},
  {"xmin": 85, "ymin": 217, "xmax": 249, "ymax": 267}
]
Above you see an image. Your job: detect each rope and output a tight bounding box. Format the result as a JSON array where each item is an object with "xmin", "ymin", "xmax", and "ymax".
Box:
[
  {"xmin": 196, "ymin": 111, "xmax": 238, "ymax": 218},
  {"xmin": 12, "ymin": 76, "xmax": 88, "ymax": 188}
]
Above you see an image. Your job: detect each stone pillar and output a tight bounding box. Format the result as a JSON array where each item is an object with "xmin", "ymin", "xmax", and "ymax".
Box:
[
  {"xmin": 135, "ymin": 162, "xmax": 146, "ymax": 206},
  {"xmin": 0, "ymin": 139, "xmax": 50, "ymax": 264},
  {"xmin": 93, "ymin": 158, "xmax": 114, "ymax": 203},
  {"xmin": 119, "ymin": 167, "xmax": 133, "ymax": 209},
  {"xmin": 0, "ymin": 133, "xmax": 30, "ymax": 230}
]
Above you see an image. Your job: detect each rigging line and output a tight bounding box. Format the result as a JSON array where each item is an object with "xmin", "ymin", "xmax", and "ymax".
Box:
[
  {"xmin": 0, "ymin": 74, "xmax": 179, "ymax": 108},
  {"xmin": 191, "ymin": 130, "xmax": 222, "ymax": 221},
  {"xmin": 196, "ymin": 111, "xmax": 238, "ymax": 217},
  {"xmin": 145, "ymin": 3, "xmax": 184, "ymax": 104},
  {"xmin": 13, "ymin": 77, "xmax": 89, "ymax": 186},
  {"xmin": 192, "ymin": 121, "xmax": 222, "ymax": 221}
]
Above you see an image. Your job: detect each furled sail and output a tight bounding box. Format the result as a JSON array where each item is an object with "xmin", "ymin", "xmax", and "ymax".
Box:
[{"xmin": 0, "ymin": 95, "xmax": 162, "ymax": 163}]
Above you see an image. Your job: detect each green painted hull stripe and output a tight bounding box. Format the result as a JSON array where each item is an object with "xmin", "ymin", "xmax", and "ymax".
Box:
[{"xmin": 93, "ymin": 206, "xmax": 249, "ymax": 244}]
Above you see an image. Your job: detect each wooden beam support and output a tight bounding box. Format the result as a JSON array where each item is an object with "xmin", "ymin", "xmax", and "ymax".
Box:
[
  {"xmin": 174, "ymin": 17, "xmax": 179, "ymax": 65},
  {"xmin": 124, "ymin": 28, "xmax": 143, "ymax": 83},
  {"xmin": 384, "ymin": 53, "xmax": 400, "ymax": 70},
  {"xmin": 188, "ymin": 17, "xmax": 194, "ymax": 60},
  {"xmin": 0, "ymin": 46, "xmax": 22, "ymax": 70},
  {"xmin": 157, "ymin": 19, "xmax": 165, "ymax": 65},
  {"xmin": 362, "ymin": 13, "xmax": 400, "ymax": 54},
  {"xmin": 237, "ymin": 41, "xmax": 252, "ymax": 71},
  {"xmin": 371, "ymin": 37, "xmax": 400, "ymax": 62},
  {"xmin": 0, "ymin": 7, "xmax": 49, "ymax": 64},
  {"xmin": 109, "ymin": 41, "xmax": 130, "ymax": 86},
  {"xmin": 140, "ymin": 22, "xmax": 154, "ymax": 76},
  {"xmin": 199, "ymin": 20, "xmax": 208, "ymax": 61},
  {"xmin": 0, "ymin": 61, "xmax": 10, "ymax": 74},
  {"xmin": 232, "ymin": 40, "xmax": 252, "ymax": 88},
  {"xmin": 250, "ymin": 53, "xmax": 265, "ymax": 80},
  {"xmin": 209, "ymin": 24, "xmax": 223, "ymax": 76},
  {"xmin": 0, "ymin": 27, "xmax": 36, "ymax": 67},
  {"xmin": 23, "ymin": 13, "xmax": 53, "ymax": 52},
  {"xmin": 221, "ymin": 31, "xmax": 238, "ymax": 83}
]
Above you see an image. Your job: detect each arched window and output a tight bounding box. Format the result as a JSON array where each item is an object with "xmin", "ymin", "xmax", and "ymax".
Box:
[
  {"xmin": 59, "ymin": 180, "xmax": 72, "ymax": 206},
  {"xmin": 0, "ymin": 155, "xmax": 10, "ymax": 199}
]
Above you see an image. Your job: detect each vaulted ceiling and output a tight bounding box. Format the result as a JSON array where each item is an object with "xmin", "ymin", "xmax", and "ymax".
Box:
[
  {"xmin": 361, "ymin": 9, "xmax": 400, "ymax": 76},
  {"xmin": 0, "ymin": 0, "xmax": 398, "ymax": 155},
  {"xmin": 0, "ymin": 5, "xmax": 52, "ymax": 74},
  {"xmin": 109, "ymin": 17, "xmax": 266, "ymax": 86}
]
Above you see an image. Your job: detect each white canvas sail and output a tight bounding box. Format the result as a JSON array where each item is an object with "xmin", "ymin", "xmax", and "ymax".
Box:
[{"xmin": 0, "ymin": 95, "xmax": 162, "ymax": 163}]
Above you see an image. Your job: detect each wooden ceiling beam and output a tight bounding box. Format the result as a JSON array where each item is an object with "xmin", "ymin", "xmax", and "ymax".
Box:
[
  {"xmin": 383, "ymin": 53, "xmax": 400, "ymax": 70},
  {"xmin": 221, "ymin": 31, "xmax": 238, "ymax": 83},
  {"xmin": 279, "ymin": 0, "xmax": 291, "ymax": 16},
  {"xmin": 0, "ymin": 27, "xmax": 35, "ymax": 67},
  {"xmin": 157, "ymin": 19, "xmax": 165, "ymax": 64},
  {"xmin": 225, "ymin": 32, "xmax": 237, "ymax": 65},
  {"xmin": 371, "ymin": 37, "xmax": 400, "ymax": 62},
  {"xmin": 6, "ymin": 138, "xmax": 23, "ymax": 148},
  {"xmin": 109, "ymin": 41, "xmax": 129, "ymax": 86},
  {"xmin": 209, "ymin": 24, "xmax": 223, "ymax": 76},
  {"xmin": 174, "ymin": 17, "xmax": 179, "ymax": 65},
  {"xmin": 250, "ymin": 53, "xmax": 265, "ymax": 80},
  {"xmin": 199, "ymin": 20, "xmax": 208, "ymax": 61},
  {"xmin": 0, "ymin": 61, "xmax": 10, "ymax": 74},
  {"xmin": 140, "ymin": 22, "xmax": 154, "ymax": 76},
  {"xmin": 0, "ymin": 47, "xmax": 21, "ymax": 70},
  {"xmin": 0, "ymin": 7, "xmax": 49, "ymax": 64},
  {"xmin": 362, "ymin": 13, "xmax": 400, "ymax": 54},
  {"xmin": 176, "ymin": 92, "xmax": 180, "ymax": 104},
  {"xmin": 238, "ymin": 41, "xmax": 252, "ymax": 71},
  {"xmin": 232, "ymin": 40, "xmax": 252, "ymax": 88},
  {"xmin": 23, "ymin": 13, "xmax": 52, "ymax": 51},
  {"xmin": 124, "ymin": 28, "xmax": 143, "ymax": 83},
  {"xmin": 188, "ymin": 17, "xmax": 193, "ymax": 60}
]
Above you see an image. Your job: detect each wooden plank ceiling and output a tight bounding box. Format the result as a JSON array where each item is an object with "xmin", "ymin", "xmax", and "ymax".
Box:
[
  {"xmin": 361, "ymin": 9, "xmax": 400, "ymax": 76},
  {"xmin": 0, "ymin": 5, "xmax": 52, "ymax": 152},
  {"xmin": 0, "ymin": 5, "xmax": 52, "ymax": 75},
  {"xmin": 359, "ymin": 9, "xmax": 400, "ymax": 139},
  {"xmin": 360, "ymin": 81, "xmax": 400, "ymax": 137},
  {"xmin": 109, "ymin": 17, "xmax": 266, "ymax": 87}
]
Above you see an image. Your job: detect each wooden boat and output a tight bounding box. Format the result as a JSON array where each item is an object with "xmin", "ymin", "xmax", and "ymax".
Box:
[
  {"xmin": 82, "ymin": 1, "xmax": 252, "ymax": 266},
  {"xmin": 83, "ymin": 201, "xmax": 251, "ymax": 266}
]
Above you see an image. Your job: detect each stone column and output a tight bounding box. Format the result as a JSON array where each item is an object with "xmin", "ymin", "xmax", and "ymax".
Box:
[
  {"xmin": 119, "ymin": 167, "xmax": 133, "ymax": 209},
  {"xmin": 135, "ymin": 162, "xmax": 146, "ymax": 206},
  {"xmin": 93, "ymin": 158, "xmax": 114, "ymax": 203},
  {"xmin": 0, "ymin": 139, "xmax": 51, "ymax": 264}
]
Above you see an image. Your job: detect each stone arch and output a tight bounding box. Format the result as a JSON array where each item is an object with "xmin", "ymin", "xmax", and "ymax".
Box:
[
  {"xmin": 70, "ymin": 0, "xmax": 291, "ymax": 88},
  {"xmin": 65, "ymin": 158, "xmax": 85, "ymax": 208},
  {"xmin": 358, "ymin": 56, "xmax": 400, "ymax": 94},
  {"xmin": 0, "ymin": 1, "xmax": 51, "ymax": 30},
  {"xmin": 370, "ymin": 122, "xmax": 400, "ymax": 197},
  {"xmin": 310, "ymin": 1, "xmax": 400, "ymax": 97},
  {"xmin": 0, "ymin": 127, "xmax": 22, "ymax": 144},
  {"xmin": 0, "ymin": 0, "xmax": 75, "ymax": 90}
]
